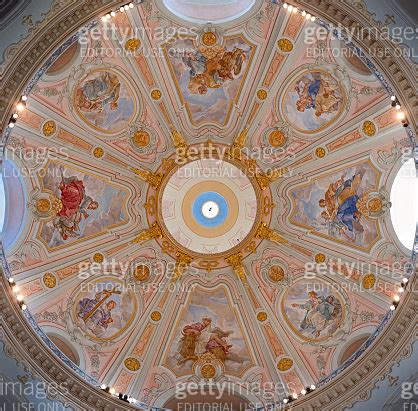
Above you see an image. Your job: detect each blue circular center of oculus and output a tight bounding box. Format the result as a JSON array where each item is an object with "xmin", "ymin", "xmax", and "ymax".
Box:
[{"xmin": 192, "ymin": 192, "xmax": 228, "ymax": 228}]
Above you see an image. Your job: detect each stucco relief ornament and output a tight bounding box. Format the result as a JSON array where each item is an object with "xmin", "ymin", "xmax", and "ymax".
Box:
[
  {"xmin": 126, "ymin": 257, "xmax": 159, "ymax": 286},
  {"xmin": 260, "ymin": 257, "xmax": 292, "ymax": 288},
  {"xmin": 261, "ymin": 121, "xmax": 291, "ymax": 158},
  {"xmin": 128, "ymin": 122, "xmax": 157, "ymax": 154},
  {"xmin": 196, "ymin": 24, "xmax": 224, "ymax": 49},
  {"xmin": 193, "ymin": 352, "xmax": 223, "ymax": 379},
  {"xmin": 28, "ymin": 188, "xmax": 62, "ymax": 221}
]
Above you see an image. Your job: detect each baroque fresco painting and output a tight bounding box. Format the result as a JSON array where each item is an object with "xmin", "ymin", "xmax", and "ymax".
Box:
[
  {"xmin": 74, "ymin": 69, "xmax": 135, "ymax": 133},
  {"xmin": 289, "ymin": 161, "xmax": 379, "ymax": 249},
  {"xmin": 282, "ymin": 70, "xmax": 345, "ymax": 133},
  {"xmin": 282, "ymin": 280, "xmax": 345, "ymax": 342},
  {"xmin": 165, "ymin": 286, "xmax": 252, "ymax": 375},
  {"xmin": 166, "ymin": 38, "xmax": 253, "ymax": 125},
  {"xmin": 72, "ymin": 278, "xmax": 136, "ymax": 341},
  {"xmin": 38, "ymin": 162, "xmax": 128, "ymax": 249}
]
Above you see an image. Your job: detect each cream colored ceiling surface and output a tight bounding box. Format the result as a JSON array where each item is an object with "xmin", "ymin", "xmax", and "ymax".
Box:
[{"xmin": 1, "ymin": 0, "xmax": 415, "ymax": 408}]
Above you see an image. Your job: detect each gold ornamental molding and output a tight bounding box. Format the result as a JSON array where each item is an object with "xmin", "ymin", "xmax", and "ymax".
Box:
[
  {"xmin": 142, "ymin": 141, "xmax": 274, "ymax": 270},
  {"xmin": 132, "ymin": 221, "xmax": 163, "ymax": 245},
  {"xmin": 172, "ymin": 252, "xmax": 193, "ymax": 282},
  {"xmin": 132, "ymin": 166, "xmax": 164, "ymax": 190},
  {"xmin": 228, "ymin": 127, "xmax": 248, "ymax": 161},
  {"xmin": 225, "ymin": 252, "xmax": 248, "ymax": 284},
  {"xmin": 255, "ymin": 222, "xmax": 288, "ymax": 245}
]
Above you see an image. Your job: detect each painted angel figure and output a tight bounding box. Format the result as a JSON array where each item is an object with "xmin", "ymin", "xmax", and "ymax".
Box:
[
  {"xmin": 291, "ymin": 291, "xmax": 341, "ymax": 337},
  {"xmin": 319, "ymin": 172, "xmax": 366, "ymax": 242},
  {"xmin": 75, "ymin": 71, "xmax": 121, "ymax": 113},
  {"xmin": 77, "ymin": 289, "xmax": 120, "ymax": 338},
  {"xmin": 52, "ymin": 167, "xmax": 99, "ymax": 240},
  {"xmin": 176, "ymin": 317, "xmax": 212, "ymax": 365},
  {"xmin": 205, "ymin": 327, "xmax": 233, "ymax": 363}
]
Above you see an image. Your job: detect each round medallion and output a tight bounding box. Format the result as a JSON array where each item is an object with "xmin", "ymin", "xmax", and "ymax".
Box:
[
  {"xmin": 151, "ymin": 89, "xmax": 162, "ymax": 100},
  {"xmin": 36, "ymin": 198, "xmax": 51, "ymax": 213},
  {"xmin": 367, "ymin": 197, "xmax": 382, "ymax": 213},
  {"xmin": 257, "ymin": 312, "xmax": 268, "ymax": 322},
  {"xmin": 362, "ymin": 273, "xmax": 376, "ymax": 289},
  {"xmin": 124, "ymin": 357, "xmax": 141, "ymax": 372},
  {"xmin": 150, "ymin": 311, "xmax": 162, "ymax": 321},
  {"xmin": 160, "ymin": 159, "xmax": 258, "ymax": 254},
  {"xmin": 277, "ymin": 38, "xmax": 293, "ymax": 52},
  {"xmin": 42, "ymin": 120, "xmax": 56, "ymax": 137},
  {"xmin": 43, "ymin": 273, "xmax": 57, "ymax": 289},
  {"xmin": 315, "ymin": 147, "xmax": 326, "ymax": 158},
  {"xmin": 277, "ymin": 357, "xmax": 293, "ymax": 372},
  {"xmin": 93, "ymin": 147, "xmax": 104, "ymax": 158},
  {"xmin": 134, "ymin": 265, "xmax": 150, "ymax": 282},
  {"xmin": 201, "ymin": 364, "xmax": 216, "ymax": 378},
  {"xmin": 314, "ymin": 253, "xmax": 326, "ymax": 263},
  {"xmin": 202, "ymin": 32, "xmax": 217, "ymax": 46},
  {"xmin": 132, "ymin": 130, "xmax": 151, "ymax": 148},
  {"xmin": 93, "ymin": 253, "xmax": 104, "ymax": 263},
  {"xmin": 362, "ymin": 120, "xmax": 376, "ymax": 137},
  {"xmin": 268, "ymin": 130, "xmax": 286, "ymax": 147},
  {"xmin": 125, "ymin": 38, "xmax": 141, "ymax": 52},
  {"xmin": 257, "ymin": 89, "xmax": 268, "ymax": 100},
  {"xmin": 268, "ymin": 265, "xmax": 285, "ymax": 282}
]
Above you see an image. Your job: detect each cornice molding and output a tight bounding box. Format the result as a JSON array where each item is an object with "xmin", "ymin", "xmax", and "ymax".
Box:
[{"xmin": 0, "ymin": 1, "xmax": 416, "ymax": 409}]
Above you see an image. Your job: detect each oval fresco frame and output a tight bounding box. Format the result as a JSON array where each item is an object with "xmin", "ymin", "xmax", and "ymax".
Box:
[
  {"xmin": 69, "ymin": 275, "xmax": 138, "ymax": 343},
  {"xmin": 70, "ymin": 65, "xmax": 140, "ymax": 137},
  {"xmin": 278, "ymin": 66, "xmax": 349, "ymax": 136},
  {"xmin": 279, "ymin": 277, "xmax": 350, "ymax": 344}
]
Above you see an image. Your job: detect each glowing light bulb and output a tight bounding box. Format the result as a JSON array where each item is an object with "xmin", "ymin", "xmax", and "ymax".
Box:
[
  {"xmin": 16, "ymin": 103, "xmax": 25, "ymax": 111},
  {"xmin": 283, "ymin": 3, "xmax": 288, "ymax": 8},
  {"xmin": 306, "ymin": 13, "xmax": 311, "ymax": 19},
  {"xmin": 311, "ymin": 16, "xmax": 316, "ymax": 21},
  {"xmin": 390, "ymin": 304, "xmax": 396, "ymax": 311},
  {"xmin": 394, "ymin": 295, "xmax": 400, "ymax": 302},
  {"xmin": 390, "ymin": 95, "xmax": 396, "ymax": 101},
  {"xmin": 288, "ymin": 5, "xmax": 293, "ymax": 12},
  {"xmin": 109, "ymin": 388, "xmax": 116, "ymax": 395},
  {"xmin": 302, "ymin": 10, "xmax": 306, "ymax": 16},
  {"xmin": 111, "ymin": 11, "xmax": 116, "ymax": 17},
  {"xmin": 301, "ymin": 389, "xmax": 307, "ymax": 395},
  {"xmin": 310, "ymin": 385, "xmax": 316, "ymax": 390},
  {"xmin": 21, "ymin": 304, "xmax": 27, "ymax": 311},
  {"xmin": 292, "ymin": 393, "xmax": 298, "ymax": 399}
]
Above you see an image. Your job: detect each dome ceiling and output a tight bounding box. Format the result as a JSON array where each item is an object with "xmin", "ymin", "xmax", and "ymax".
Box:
[{"xmin": 1, "ymin": 0, "xmax": 415, "ymax": 408}]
